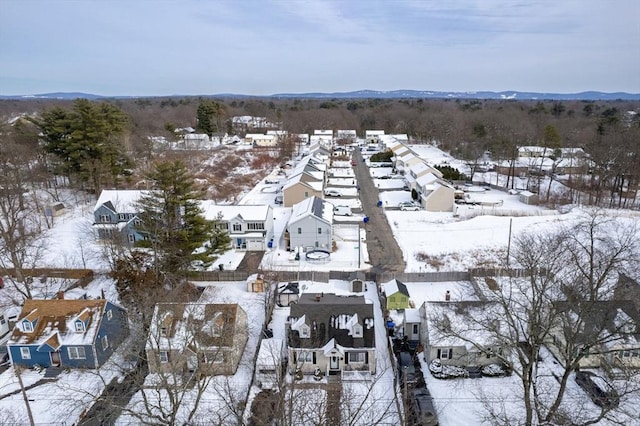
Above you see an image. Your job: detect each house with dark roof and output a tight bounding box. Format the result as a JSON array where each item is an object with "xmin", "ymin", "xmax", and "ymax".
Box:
[
  {"xmin": 549, "ymin": 300, "xmax": 640, "ymax": 369},
  {"xmin": 146, "ymin": 303, "xmax": 248, "ymax": 376},
  {"xmin": 383, "ymin": 278, "xmax": 411, "ymax": 310},
  {"xmin": 287, "ymin": 293, "xmax": 376, "ymax": 378},
  {"xmin": 7, "ymin": 298, "xmax": 128, "ymax": 369},
  {"xmin": 286, "ymin": 196, "xmax": 333, "ymax": 252}
]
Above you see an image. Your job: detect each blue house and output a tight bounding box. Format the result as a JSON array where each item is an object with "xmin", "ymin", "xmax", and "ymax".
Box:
[
  {"xmin": 93, "ymin": 190, "xmax": 147, "ymax": 243},
  {"xmin": 7, "ymin": 298, "xmax": 128, "ymax": 369}
]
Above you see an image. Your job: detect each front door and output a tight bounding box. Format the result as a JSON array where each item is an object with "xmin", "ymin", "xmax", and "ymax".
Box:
[
  {"xmin": 50, "ymin": 351, "xmax": 61, "ymax": 366},
  {"xmin": 330, "ymin": 355, "xmax": 339, "ymax": 370}
]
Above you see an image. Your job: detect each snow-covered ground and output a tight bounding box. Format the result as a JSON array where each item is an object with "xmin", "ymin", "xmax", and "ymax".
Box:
[{"xmin": 3, "ymin": 142, "xmax": 639, "ymax": 424}]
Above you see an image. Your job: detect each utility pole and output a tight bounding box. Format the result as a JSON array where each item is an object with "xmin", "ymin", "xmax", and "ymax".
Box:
[{"xmin": 506, "ymin": 218, "xmax": 513, "ymax": 267}]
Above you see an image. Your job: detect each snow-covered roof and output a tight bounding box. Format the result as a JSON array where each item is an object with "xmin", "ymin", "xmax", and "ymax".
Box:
[
  {"xmin": 282, "ymin": 173, "xmax": 324, "ymax": 192},
  {"xmin": 404, "ymin": 309, "xmax": 421, "ymax": 323},
  {"xmin": 289, "ymin": 196, "xmax": 333, "ymax": 225},
  {"xmin": 290, "ymin": 315, "xmax": 306, "ymax": 332},
  {"xmin": 384, "ymin": 279, "xmax": 409, "ymax": 297},
  {"xmin": 256, "ymin": 338, "xmax": 283, "ymax": 366},
  {"xmin": 200, "ymin": 201, "xmax": 272, "ymax": 222},
  {"xmin": 426, "ymin": 301, "xmax": 503, "ymax": 349},
  {"xmin": 8, "ymin": 299, "xmax": 110, "ymax": 348},
  {"xmin": 415, "ymin": 172, "xmax": 439, "ymax": 187},
  {"xmin": 322, "ymin": 337, "xmax": 346, "ymax": 355},
  {"xmin": 147, "ymin": 303, "xmax": 243, "ymax": 351},
  {"xmin": 94, "ymin": 189, "xmax": 147, "ymax": 213}
]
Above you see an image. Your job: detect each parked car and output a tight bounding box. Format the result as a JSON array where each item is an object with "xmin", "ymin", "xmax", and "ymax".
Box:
[
  {"xmin": 399, "ymin": 201, "xmax": 420, "ymax": 211},
  {"xmin": 324, "ymin": 189, "xmax": 342, "ymax": 197},
  {"xmin": 333, "ymin": 205, "xmax": 352, "ymax": 216},
  {"xmin": 410, "ymin": 387, "xmax": 439, "ymax": 426},
  {"xmin": 398, "ymin": 351, "xmax": 424, "ymax": 388},
  {"xmin": 575, "ymin": 371, "xmax": 619, "ymax": 408}
]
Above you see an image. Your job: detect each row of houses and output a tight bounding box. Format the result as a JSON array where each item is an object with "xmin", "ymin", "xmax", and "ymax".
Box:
[
  {"xmin": 93, "ymin": 148, "xmax": 348, "ymax": 253},
  {"xmin": 5, "ymin": 272, "xmax": 638, "ymax": 388},
  {"xmin": 383, "ymin": 275, "xmax": 640, "ymax": 373}
]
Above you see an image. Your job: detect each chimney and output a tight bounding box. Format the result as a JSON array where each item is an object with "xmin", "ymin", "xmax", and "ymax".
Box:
[
  {"xmin": 56, "ymin": 291, "xmax": 64, "ymax": 300},
  {"xmin": 445, "ymin": 290, "xmax": 451, "ymax": 301}
]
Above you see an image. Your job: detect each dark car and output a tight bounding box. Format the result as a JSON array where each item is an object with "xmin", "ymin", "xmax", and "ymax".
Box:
[
  {"xmin": 575, "ymin": 371, "xmax": 619, "ymax": 408},
  {"xmin": 398, "ymin": 352, "xmax": 425, "ymax": 388},
  {"xmin": 410, "ymin": 387, "xmax": 439, "ymax": 426}
]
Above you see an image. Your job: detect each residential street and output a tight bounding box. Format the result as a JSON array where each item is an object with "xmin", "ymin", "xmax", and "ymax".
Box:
[{"xmin": 352, "ymin": 149, "xmax": 406, "ymax": 274}]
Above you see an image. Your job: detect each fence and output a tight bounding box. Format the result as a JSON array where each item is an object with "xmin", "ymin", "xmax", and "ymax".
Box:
[{"xmin": 0, "ymin": 268, "xmax": 94, "ymax": 288}]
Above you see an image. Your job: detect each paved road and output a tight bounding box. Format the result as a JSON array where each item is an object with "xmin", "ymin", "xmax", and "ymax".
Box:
[{"xmin": 352, "ymin": 150, "xmax": 406, "ymax": 274}]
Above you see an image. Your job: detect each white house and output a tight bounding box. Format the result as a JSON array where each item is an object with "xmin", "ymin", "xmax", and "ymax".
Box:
[
  {"xmin": 201, "ymin": 202, "xmax": 275, "ymax": 251},
  {"xmin": 286, "ymin": 196, "xmax": 333, "ymax": 252}
]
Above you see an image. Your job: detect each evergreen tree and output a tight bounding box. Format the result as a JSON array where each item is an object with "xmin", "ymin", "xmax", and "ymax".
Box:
[
  {"xmin": 36, "ymin": 99, "xmax": 131, "ymax": 192},
  {"xmin": 135, "ymin": 160, "xmax": 229, "ymax": 276},
  {"xmin": 196, "ymin": 99, "xmax": 226, "ymax": 137}
]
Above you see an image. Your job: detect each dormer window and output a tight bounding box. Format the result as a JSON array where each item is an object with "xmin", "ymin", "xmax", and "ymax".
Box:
[
  {"xmin": 22, "ymin": 320, "xmax": 33, "ymax": 333},
  {"xmin": 75, "ymin": 320, "xmax": 86, "ymax": 333},
  {"xmin": 352, "ymin": 324, "xmax": 363, "ymax": 337},
  {"xmin": 299, "ymin": 324, "xmax": 310, "ymax": 338}
]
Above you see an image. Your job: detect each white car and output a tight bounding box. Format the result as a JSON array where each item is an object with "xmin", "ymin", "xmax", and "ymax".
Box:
[
  {"xmin": 324, "ymin": 189, "xmax": 342, "ymax": 197},
  {"xmin": 399, "ymin": 202, "xmax": 420, "ymax": 211}
]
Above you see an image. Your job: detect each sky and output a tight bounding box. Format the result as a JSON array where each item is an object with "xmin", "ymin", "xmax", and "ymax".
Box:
[{"xmin": 1, "ymin": 0, "xmax": 639, "ymax": 96}]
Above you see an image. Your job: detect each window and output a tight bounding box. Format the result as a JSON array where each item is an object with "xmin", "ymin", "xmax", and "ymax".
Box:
[
  {"xmin": 160, "ymin": 327, "xmax": 168, "ymax": 337},
  {"xmin": 348, "ymin": 352, "xmax": 365, "ymax": 363},
  {"xmin": 68, "ymin": 347, "xmax": 86, "ymax": 359},
  {"xmin": 299, "ymin": 351, "xmax": 314, "ymax": 363},
  {"xmin": 127, "ymin": 234, "xmax": 135, "ymax": 243},
  {"xmin": 304, "ymin": 191, "xmax": 309, "ymax": 197},
  {"xmin": 297, "ymin": 227, "xmax": 302, "ymax": 234},
  {"xmin": 318, "ymin": 227, "xmax": 322, "ymax": 234},
  {"xmin": 247, "ymin": 222, "xmax": 265, "ymax": 230},
  {"xmin": 106, "ymin": 310, "xmax": 113, "ymax": 321},
  {"xmin": 22, "ymin": 321, "xmax": 33, "ymax": 332},
  {"xmin": 75, "ymin": 321, "xmax": 85, "ymax": 333},
  {"xmin": 20, "ymin": 347, "xmax": 31, "ymax": 359},
  {"xmin": 0, "ymin": 315, "xmax": 6, "ymax": 326},
  {"xmin": 437, "ymin": 348, "xmax": 452, "ymax": 360},
  {"xmin": 99, "ymin": 215, "xmax": 111, "ymax": 223},
  {"xmin": 118, "ymin": 213, "xmax": 127, "ymax": 221},
  {"xmin": 133, "ymin": 219, "xmax": 142, "ymax": 227},
  {"xmin": 389, "ymin": 296, "xmax": 395, "ymax": 303},
  {"xmin": 232, "ymin": 223, "xmax": 242, "ymax": 232},
  {"xmin": 412, "ymin": 324, "xmax": 419, "ymax": 335},
  {"xmin": 102, "ymin": 335, "xmax": 109, "ymax": 350},
  {"xmin": 159, "ymin": 351, "xmax": 169, "ymax": 363}
]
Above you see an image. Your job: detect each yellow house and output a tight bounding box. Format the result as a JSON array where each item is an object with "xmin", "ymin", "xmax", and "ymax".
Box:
[{"xmin": 384, "ymin": 279, "xmax": 410, "ymax": 310}]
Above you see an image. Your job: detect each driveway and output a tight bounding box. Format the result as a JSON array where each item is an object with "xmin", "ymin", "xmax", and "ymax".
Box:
[{"xmin": 352, "ymin": 149, "xmax": 406, "ymax": 273}]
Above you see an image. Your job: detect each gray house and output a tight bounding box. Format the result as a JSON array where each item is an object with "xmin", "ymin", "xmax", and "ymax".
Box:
[
  {"xmin": 286, "ymin": 196, "xmax": 333, "ymax": 252},
  {"xmin": 287, "ymin": 293, "xmax": 376, "ymax": 379},
  {"xmin": 93, "ymin": 190, "xmax": 146, "ymax": 243}
]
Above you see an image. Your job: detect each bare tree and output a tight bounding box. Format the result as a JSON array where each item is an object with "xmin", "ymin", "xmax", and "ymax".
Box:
[
  {"xmin": 430, "ymin": 209, "xmax": 640, "ymax": 425},
  {"xmin": 0, "ymin": 131, "xmax": 49, "ymax": 300}
]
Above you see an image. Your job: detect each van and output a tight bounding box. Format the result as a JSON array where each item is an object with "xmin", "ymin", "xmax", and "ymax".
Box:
[{"xmin": 333, "ymin": 205, "xmax": 352, "ymax": 216}]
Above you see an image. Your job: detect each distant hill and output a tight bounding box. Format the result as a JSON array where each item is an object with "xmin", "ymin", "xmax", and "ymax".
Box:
[{"xmin": 1, "ymin": 90, "xmax": 639, "ymax": 101}]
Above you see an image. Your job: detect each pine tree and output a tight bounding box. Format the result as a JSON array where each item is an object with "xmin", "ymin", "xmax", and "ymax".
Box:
[
  {"xmin": 36, "ymin": 99, "xmax": 131, "ymax": 192},
  {"xmin": 135, "ymin": 160, "xmax": 229, "ymax": 276}
]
